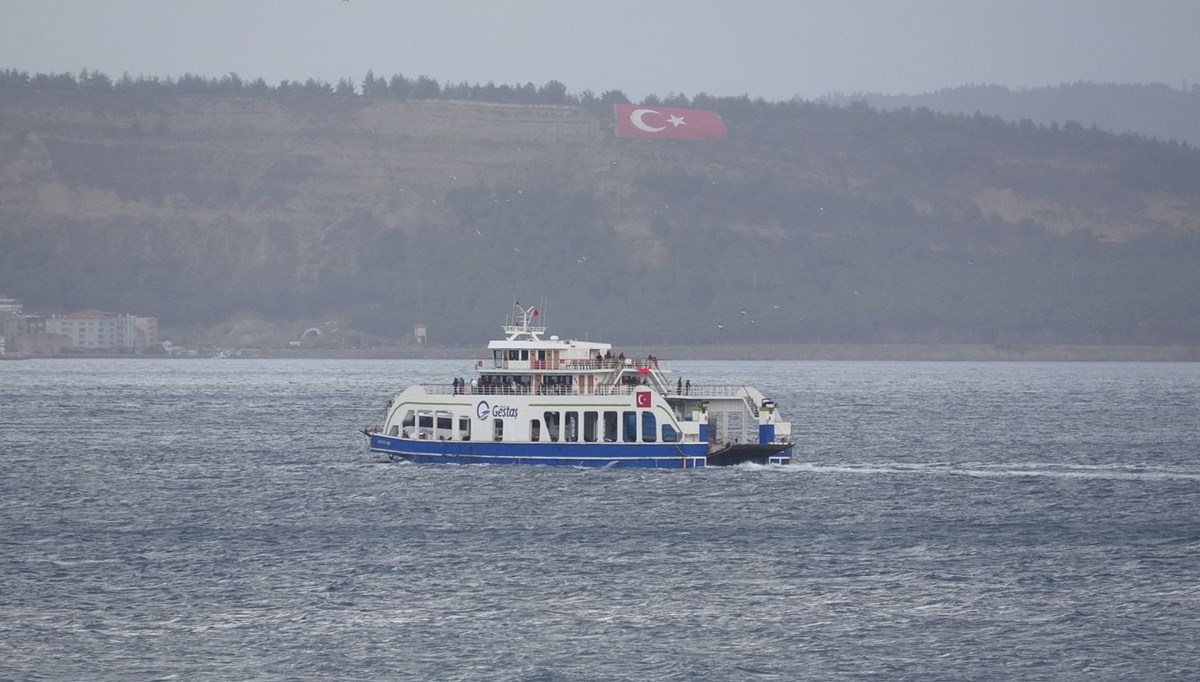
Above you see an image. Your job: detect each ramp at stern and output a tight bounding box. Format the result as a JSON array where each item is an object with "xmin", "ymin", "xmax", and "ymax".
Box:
[{"xmin": 706, "ymin": 443, "xmax": 792, "ymax": 466}]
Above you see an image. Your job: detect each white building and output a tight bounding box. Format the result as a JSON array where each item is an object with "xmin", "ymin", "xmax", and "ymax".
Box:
[{"xmin": 44, "ymin": 309, "xmax": 159, "ymax": 352}]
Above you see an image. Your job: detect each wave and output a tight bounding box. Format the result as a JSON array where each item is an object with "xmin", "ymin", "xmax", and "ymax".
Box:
[{"xmin": 782, "ymin": 461, "xmax": 1200, "ymax": 481}]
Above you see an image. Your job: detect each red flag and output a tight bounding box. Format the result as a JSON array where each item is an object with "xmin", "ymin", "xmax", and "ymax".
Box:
[
  {"xmin": 614, "ymin": 104, "xmax": 727, "ymax": 139},
  {"xmin": 636, "ymin": 391, "xmax": 652, "ymax": 408},
  {"xmin": 531, "ymin": 308, "xmax": 538, "ymax": 318}
]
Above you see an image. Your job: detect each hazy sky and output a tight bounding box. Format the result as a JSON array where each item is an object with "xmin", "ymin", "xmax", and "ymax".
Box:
[{"xmin": 2, "ymin": 0, "xmax": 1197, "ymax": 101}]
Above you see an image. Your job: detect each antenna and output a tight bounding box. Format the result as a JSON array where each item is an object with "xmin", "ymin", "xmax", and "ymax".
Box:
[{"xmin": 502, "ymin": 298, "xmax": 547, "ymax": 341}]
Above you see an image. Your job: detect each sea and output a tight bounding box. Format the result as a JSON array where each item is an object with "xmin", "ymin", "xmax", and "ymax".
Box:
[{"xmin": 2, "ymin": 358, "xmax": 1198, "ymax": 680}]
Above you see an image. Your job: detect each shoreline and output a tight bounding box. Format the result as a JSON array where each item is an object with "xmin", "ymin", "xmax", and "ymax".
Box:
[{"xmin": 10, "ymin": 343, "xmax": 1199, "ymax": 362}]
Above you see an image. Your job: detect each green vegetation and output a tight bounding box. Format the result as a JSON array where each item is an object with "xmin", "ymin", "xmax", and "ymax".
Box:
[
  {"xmin": 1, "ymin": 69, "xmax": 1198, "ymax": 346},
  {"xmin": 823, "ymin": 82, "xmax": 1200, "ymax": 147}
]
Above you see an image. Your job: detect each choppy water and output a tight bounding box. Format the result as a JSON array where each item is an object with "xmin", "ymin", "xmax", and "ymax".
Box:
[{"xmin": 2, "ymin": 359, "xmax": 1199, "ymax": 680}]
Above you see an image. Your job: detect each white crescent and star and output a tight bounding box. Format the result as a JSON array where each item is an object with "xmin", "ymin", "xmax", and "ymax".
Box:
[{"xmin": 629, "ymin": 108, "xmax": 687, "ymax": 133}]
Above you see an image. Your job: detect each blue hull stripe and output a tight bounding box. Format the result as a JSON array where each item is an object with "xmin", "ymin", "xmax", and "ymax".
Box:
[
  {"xmin": 369, "ymin": 434, "xmax": 713, "ymax": 468},
  {"xmin": 392, "ymin": 453, "xmax": 707, "ymax": 468}
]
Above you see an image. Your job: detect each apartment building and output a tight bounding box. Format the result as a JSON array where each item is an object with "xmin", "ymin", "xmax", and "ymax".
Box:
[{"xmin": 43, "ymin": 310, "xmax": 159, "ymax": 352}]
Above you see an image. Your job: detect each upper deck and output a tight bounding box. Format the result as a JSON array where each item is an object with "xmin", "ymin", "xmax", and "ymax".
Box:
[
  {"xmin": 413, "ymin": 382, "xmax": 761, "ymax": 399},
  {"xmin": 477, "ymin": 356, "xmax": 672, "ymax": 373}
]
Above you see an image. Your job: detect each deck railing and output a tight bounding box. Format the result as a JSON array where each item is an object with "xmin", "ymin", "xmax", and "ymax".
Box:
[
  {"xmin": 668, "ymin": 384, "xmax": 756, "ymax": 398},
  {"xmin": 418, "ymin": 383, "xmax": 754, "ymax": 398},
  {"xmin": 473, "ymin": 358, "xmax": 671, "ymax": 373}
]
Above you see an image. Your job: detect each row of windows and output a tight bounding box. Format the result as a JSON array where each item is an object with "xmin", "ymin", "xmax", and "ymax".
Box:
[
  {"xmin": 389, "ymin": 409, "xmax": 679, "ymax": 443},
  {"xmin": 392, "ymin": 412, "xmax": 471, "ymax": 440},
  {"xmin": 528, "ymin": 410, "xmax": 677, "ymax": 443}
]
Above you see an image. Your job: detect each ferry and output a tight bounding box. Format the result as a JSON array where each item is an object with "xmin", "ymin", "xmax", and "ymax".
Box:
[{"xmin": 364, "ymin": 304, "xmax": 793, "ymax": 468}]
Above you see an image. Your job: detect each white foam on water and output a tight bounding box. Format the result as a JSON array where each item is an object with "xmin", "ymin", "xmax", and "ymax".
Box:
[{"xmin": 781, "ymin": 461, "xmax": 1200, "ymax": 481}]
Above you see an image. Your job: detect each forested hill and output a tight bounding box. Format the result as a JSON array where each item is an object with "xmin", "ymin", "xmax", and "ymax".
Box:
[
  {"xmin": 822, "ymin": 82, "xmax": 1200, "ymax": 147},
  {"xmin": 1, "ymin": 74, "xmax": 1199, "ymax": 347}
]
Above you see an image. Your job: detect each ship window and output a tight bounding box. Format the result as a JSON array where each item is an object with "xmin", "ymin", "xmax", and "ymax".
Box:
[
  {"xmin": 623, "ymin": 411, "xmax": 637, "ymax": 442},
  {"xmin": 603, "ymin": 411, "xmax": 618, "ymax": 442},
  {"xmin": 544, "ymin": 411, "xmax": 560, "ymax": 442},
  {"xmin": 662, "ymin": 423, "xmax": 679, "ymax": 443},
  {"xmin": 642, "ymin": 413, "xmax": 657, "ymax": 442},
  {"xmin": 436, "ymin": 411, "xmax": 453, "ymax": 440},
  {"xmin": 531, "ymin": 419, "xmax": 541, "ymax": 442},
  {"xmin": 459, "ymin": 416, "xmax": 471, "ymax": 441},
  {"xmin": 401, "ymin": 411, "xmax": 415, "ymax": 428},
  {"xmin": 521, "ymin": 350, "xmax": 529, "ymax": 360},
  {"xmin": 493, "ymin": 419, "xmax": 504, "ymax": 441},
  {"xmin": 564, "ymin": 411, "xmax": 579, "ymax": 442},
  {"xmin": 584, "ymin": 411, "xmax": 598, "ymax": 442},
  {"xmin": 389, "ymin": 425, "xmax": 399, "ymax": 436}
]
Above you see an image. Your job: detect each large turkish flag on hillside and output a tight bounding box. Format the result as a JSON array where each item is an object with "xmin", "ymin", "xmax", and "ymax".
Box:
[{"xmin": 614, "ymin": 104, "xmax": 728, "ymax": 139}]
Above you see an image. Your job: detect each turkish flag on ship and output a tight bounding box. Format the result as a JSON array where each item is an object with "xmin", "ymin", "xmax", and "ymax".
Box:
[
  {"xmin": 636, "ymin": 391, "xmax": 652, "ymax": 408},
  {"xmin": 613, "ymin": 103, "xmax": 728, "ymax": 139}
]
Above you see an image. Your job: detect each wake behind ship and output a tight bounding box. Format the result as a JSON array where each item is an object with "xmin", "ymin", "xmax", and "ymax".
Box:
[{"xmin": 364, "ymin": 305, "xmax": 794, "ymax": 468}]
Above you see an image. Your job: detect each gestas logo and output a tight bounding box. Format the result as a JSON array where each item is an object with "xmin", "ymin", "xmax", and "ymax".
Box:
[{"xmin": 477, "ymin": 401, "xmax": 519, "ymax": 420}]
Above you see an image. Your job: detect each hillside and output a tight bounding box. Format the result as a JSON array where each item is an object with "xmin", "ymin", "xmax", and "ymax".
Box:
[
  {"xmin": 822, "ymin": 82, "xmax": 1200, "ymax": 146},
  {"xmin": 1, "ymin": 86, "xmax": 1199, "ymax": 347}
]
